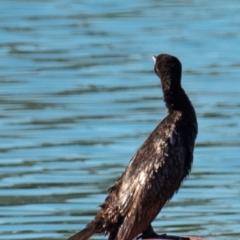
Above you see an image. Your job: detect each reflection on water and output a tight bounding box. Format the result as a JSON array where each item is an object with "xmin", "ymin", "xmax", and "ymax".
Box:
[{"xmin": 0, "ymin": 0, "xmax": 240, "ymax": 240}]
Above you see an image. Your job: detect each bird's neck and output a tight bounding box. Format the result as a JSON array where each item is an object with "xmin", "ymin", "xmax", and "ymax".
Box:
[{"xmin": 163, "ymin": 87, "xmax": 192, "ymax": 112}]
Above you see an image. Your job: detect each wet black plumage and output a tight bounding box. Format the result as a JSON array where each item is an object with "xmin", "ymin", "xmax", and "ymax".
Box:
[{"xmin": 67, "ymin": 54, "xmax": 198, "ymax": 240}]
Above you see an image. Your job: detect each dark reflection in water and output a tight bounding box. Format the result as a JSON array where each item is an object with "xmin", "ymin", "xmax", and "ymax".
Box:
[{"xmin": 0, "ymin": 1, "xmax": 240, "ymax": 240}]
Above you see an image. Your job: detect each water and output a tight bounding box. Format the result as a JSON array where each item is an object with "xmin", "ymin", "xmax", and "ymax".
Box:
[{"xmin": 0, "ymin": 1, "xmax": 240, "ymax": 239}]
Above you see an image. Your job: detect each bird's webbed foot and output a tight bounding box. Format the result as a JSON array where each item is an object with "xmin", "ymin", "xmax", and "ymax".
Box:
[
  {"xmin": 136, "ymin": 224, "xmax": 190, "ymax": 240},
  {"xmin": 136, "ymin": 225, "xmax": 166, "ymax": 239}
]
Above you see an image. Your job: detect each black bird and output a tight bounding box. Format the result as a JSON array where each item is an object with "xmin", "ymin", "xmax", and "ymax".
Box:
[{"xmin": 67, "ymin": 54, "xmax": 198, "ymax": 240}]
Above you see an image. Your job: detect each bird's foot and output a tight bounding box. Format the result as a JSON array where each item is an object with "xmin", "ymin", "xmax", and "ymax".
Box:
[
  {"xmin": 136, "ymin": 225, "xmax": 190, "ymax": 240},
  {"xmin": 136, "ymin": 232, "xmax": 167, "ymax": 239},
  {"xmin": 136, "ymin": 225, "xmax": 167, "ymax": 239},
  {"xmin": 137, "ymin": 231, "xmax": 190, "ymax": 240}
]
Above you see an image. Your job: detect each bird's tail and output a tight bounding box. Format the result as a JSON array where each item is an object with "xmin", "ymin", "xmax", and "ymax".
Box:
[{"xmin": 67, "ymin": 225, "xmax": 96, "ymax": 240}]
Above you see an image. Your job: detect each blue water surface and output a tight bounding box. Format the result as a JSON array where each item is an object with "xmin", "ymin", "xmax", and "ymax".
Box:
[{"xmin": 0, "ymin": 1, "xmax": 240, "ymax": 239}]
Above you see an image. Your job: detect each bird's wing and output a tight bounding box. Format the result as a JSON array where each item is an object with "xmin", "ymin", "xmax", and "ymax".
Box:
[
  {"xmin": 115, "ymin": 121, "xmax": 186, "ymax": 239},
  {"xmin": 117, "ymin": 121, "xmax": 176, "ymax": 215}
]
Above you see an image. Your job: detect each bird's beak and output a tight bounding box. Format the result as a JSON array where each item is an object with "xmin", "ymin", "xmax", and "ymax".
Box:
[{"xmin": 152, "ymin": 55, "xmax": 157, "ymax": 63}]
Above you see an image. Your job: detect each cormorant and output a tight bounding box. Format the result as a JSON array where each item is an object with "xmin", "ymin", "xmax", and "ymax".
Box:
[{"xmin": 67, "ymin": 54, "xmax": 198, "ymax": 240}]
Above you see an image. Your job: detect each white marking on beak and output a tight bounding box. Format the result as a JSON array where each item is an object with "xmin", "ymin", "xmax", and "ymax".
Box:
[{"xmin": 152, "ymin": 55, "xmax": 157, "ymax": 63}]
